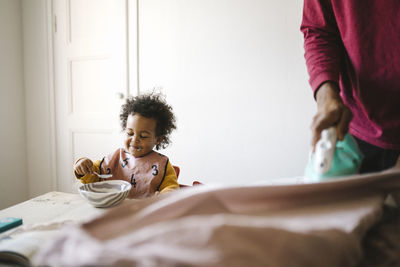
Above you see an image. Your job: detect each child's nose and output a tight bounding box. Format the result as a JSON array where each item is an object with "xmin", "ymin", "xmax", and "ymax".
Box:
[{"xmin": 132, "ymin": 136, "xmax": 140, "ymax": 144}]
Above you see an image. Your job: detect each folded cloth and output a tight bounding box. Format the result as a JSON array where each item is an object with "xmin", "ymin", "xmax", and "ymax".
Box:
[{"xmin": 34, "ymin": 162, "xmax": 400, "ymax": 267}]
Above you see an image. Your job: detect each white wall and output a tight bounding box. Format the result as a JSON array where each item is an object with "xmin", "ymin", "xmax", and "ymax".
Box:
[
  {"xmin": 22, "ymin": 0, "xmax": 55, "ymax": 198},
  {"xmin": 0, "ymin": 0, "xmax": 29, "ymax": 209},
  {"xmin": 139, "ymin": 0, "xmax": 315, "ymax": 185}
]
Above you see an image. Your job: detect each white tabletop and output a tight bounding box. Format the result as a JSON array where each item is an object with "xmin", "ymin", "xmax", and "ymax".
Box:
[{"xmin": 0, "ymin": 191, "xmax": 105, "ymax": 238}]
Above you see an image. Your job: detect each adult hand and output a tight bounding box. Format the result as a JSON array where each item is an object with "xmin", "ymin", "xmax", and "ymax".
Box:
[
  {"xmin": 311, "ymin": 82, "xmax": 353, "ymax": 150},
  {"xmin": 74, "ymin": 157, "xmax": 94, "ymax": 176}
]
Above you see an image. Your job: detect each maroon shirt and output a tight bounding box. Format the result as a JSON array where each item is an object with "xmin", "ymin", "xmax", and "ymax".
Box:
[{"xmin": 301, "ymin": 0, "xmax": 400, "ymax": 149}]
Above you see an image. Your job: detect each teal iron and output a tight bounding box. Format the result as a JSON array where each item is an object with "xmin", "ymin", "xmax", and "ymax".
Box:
[{"xmin": 304, "ymin": 127, "xmax": 364, "ymax": 182}]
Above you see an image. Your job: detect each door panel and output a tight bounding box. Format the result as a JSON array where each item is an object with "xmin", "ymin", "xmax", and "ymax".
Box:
[
  {"xmin": 69, "ymin": 0, "xmax": 112, "ymax": 43},
  {"xmin": 69, "ymin": 57, "xmax": 114, "ymax": 114},
  {"xmin": 72, "ymin": 131, "xmax": 120, "ymax": 161}
]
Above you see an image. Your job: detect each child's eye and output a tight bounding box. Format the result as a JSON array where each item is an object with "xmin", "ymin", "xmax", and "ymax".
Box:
[{"xmin": 140, "ymin": 135, "xmax": 149, "ymax": 139}]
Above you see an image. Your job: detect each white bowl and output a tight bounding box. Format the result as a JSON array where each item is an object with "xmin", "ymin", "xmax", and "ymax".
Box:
[{"xmin": 78, "ymin": 180, "xmax": 132, "ymax": 208}]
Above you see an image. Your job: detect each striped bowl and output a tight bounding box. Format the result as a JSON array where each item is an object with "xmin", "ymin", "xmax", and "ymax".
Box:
[{"xmin": 78, "ymin": 180, "xmax": 132, "ymax": 208}]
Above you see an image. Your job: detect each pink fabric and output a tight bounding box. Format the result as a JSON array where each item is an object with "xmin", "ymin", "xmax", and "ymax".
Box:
[
  {"xmin": 34, "ymin": 163, "xmax": 400, "ymax": 266},
  {"xmin": 301, "ymin": 0, "xmax": 400, "ymax": 149}
]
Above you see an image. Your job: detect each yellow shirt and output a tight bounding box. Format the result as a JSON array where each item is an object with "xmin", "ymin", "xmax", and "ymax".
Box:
[{"xmin": 74, "ymin": 158, "xmax": 179, "ymax": 194}]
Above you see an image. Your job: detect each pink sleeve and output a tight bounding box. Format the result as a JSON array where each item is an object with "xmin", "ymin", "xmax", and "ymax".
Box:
[{"xmin": 300, "ymin": 0, "xmax": 342, "ymax": 97}]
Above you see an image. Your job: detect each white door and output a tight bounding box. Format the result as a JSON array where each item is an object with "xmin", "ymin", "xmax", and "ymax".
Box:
[{"xmin": 53, "ymin": 0, "xmax": 130, "ymax": 193}]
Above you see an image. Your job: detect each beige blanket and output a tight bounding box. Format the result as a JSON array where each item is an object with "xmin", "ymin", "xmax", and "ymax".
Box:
[{"xmin": 34, "ymin": 163, "xmax": 400, "ymax": 267}]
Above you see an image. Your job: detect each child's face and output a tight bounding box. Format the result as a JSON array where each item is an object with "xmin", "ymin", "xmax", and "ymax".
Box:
[{"xmin": 124, "ymin": 114, "xmax": 160, "ymax": 158}]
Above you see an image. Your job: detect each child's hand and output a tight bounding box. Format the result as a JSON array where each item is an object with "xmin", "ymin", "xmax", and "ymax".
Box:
[{"xmin": 74, "ymin": 158, "xmax": 94, "ymax": 176}]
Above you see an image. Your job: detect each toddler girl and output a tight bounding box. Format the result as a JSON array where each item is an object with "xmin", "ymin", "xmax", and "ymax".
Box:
[{"xmin": 73, "ymin": 93, "xmax": 179, "ymax": 198}]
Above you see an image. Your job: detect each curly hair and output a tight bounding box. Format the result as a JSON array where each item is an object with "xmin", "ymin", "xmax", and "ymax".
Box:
[{"xmin": 120, "ymin": 93, "xmax": 177, "ymax": 150}]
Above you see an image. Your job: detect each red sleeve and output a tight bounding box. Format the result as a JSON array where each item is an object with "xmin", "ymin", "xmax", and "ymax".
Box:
[{"xmin": 300, "ymin": 0, "xmax": 343, "ymax": 97}]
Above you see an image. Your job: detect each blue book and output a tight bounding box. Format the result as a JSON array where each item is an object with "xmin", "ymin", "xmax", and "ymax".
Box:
[{"xmin": 0, "ymin": 217, "xmax": 23, "ymax": 234}]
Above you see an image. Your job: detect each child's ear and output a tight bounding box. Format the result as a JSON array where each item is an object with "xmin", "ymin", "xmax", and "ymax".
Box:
[{"xmin": 156, "ymin": 136, "xmax": 164, "ymax": 144}]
